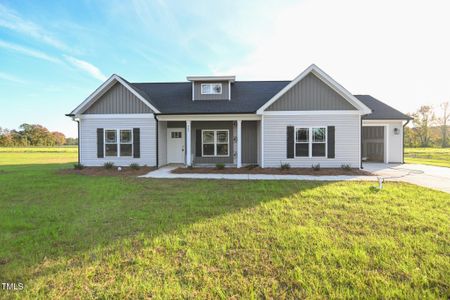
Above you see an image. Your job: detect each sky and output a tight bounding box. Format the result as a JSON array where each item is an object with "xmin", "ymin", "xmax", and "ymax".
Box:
[{"xmin": 0, "ymin": 0, "xmax": 449, "ymax": 137}]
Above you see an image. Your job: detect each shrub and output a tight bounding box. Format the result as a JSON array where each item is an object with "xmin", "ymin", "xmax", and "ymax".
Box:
[
  {"xmin": 341, "ymin": 164, "xmax": 352, "ymax": 171},
  {"xmin": 245, "ymin": 164, "xmax": 258, "ymax": 170},
  {"xmin": 104, "ymin": 162, "xmax": 114, "ymax": 169},
  {"xmin": 73, "ymin": 163, "xmax": 84, "ymax": 170},
  {"xmin": 129, "ymin": 163, "xmax": 140, "ymax": 170},
  {"xmin": 312, "ymin": 163, "xmax": 321, "ymax": 171},
  {"xmin": 215, "ymin": 163, "xmax": 225, "ymax": 170},
  {"xmin": 280, "ymin": 162, "xmax": 291, "ymax": 170}
]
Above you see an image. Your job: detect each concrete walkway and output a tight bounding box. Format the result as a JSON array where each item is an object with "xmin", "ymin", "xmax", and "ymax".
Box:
[{"xmin": 140, "ymin": 164, "xmax": 450, "ymax": 193}]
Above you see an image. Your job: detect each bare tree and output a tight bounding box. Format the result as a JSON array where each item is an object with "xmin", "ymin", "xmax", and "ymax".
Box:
[
  {"xmin": 411, "ymin": 106, "xmax": 435, "ymax": 147},
  {"xmin": 438, "ymin": 101, "xmax": 449, "ymax": 147}
]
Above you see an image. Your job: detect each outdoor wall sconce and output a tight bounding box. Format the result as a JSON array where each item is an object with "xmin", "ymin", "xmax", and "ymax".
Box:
[{"xmin": 393, "ymin": 127, "xmax": 400, "ymax": 135}]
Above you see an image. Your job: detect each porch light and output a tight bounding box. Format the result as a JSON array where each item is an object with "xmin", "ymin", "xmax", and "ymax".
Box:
[{"xmin": 393, "ymin": 128, "xmax": 400, "ymax": 135}]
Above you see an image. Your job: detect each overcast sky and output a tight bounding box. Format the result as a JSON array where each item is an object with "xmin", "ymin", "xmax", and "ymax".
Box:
[{"xmin": 0, "ymin": 0, "xmax": 449, "ymax": 137}]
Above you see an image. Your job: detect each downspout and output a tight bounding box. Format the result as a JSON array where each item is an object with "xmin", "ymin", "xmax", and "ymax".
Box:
[
  {"xmin": 76, "ymin": 119, "xmax": 80, "ymax": 164},
  {"xmin": 154, "ymin": 114, "xmax": 159, "ymax": 168},
  {"xmin": 402, "ymin": 119, "xmax": 410, "ymax": 164},
  {"xmin": 360, "ymin": 114, "xmax": 367, "ymax": 169}
]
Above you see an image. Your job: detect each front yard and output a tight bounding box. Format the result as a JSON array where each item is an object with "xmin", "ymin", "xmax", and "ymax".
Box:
[
  {"xmin": 0, "ymin": 149, "xmax": 449, "ymax": 298},
  {"xmin": 405, "ymin": 147, "xmax": 450, "ymax": 168}
]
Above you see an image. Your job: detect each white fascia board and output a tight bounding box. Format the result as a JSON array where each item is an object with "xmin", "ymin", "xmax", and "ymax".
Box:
[
  {"xmin": 71, "ymin": 74, "xmax": 160, "ymax": 115},
  {"xmin": 187, "ymin": 75, "xmax": 235, "ymax": 82},
  {"xmin": 262, "ymin": 110, "xmax": 361, "ymax": 116},
  {"xmin": 157, "ymin": 114, "xmax": 261, "ymax": 121},
  {"xmin": 256, "ymin": 64, "xmax": 372, "ymax": 115},
  {"xmin": 363, "ymin": 119, "xmax": 406, "ymax": 125},
  {"xmin": 79, "ymin": 113, "xmax": 154, "ymax": 119}
]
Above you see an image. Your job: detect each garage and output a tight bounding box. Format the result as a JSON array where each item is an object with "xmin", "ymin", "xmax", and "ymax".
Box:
[{"xmin": 362, "ymin": 126, "xmax": 384, "ymax": 162}]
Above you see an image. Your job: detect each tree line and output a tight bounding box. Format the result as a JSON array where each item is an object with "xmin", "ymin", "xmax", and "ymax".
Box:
[
  {"xmin": 0, "ymin": 124, "xmax": 77, "ymax": 147},
  {"xmin": 405, "ymin": 101, "xmax": 449, "ymax": 147}
]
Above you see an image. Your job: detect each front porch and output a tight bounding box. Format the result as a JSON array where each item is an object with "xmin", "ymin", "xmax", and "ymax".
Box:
[{"xmin": 157, "ymin": 115, "xmax": 261, "ymax": 168}]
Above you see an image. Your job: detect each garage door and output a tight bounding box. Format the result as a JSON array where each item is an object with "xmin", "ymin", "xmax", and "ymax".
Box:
[{"xmin": 362, "ymin": 126, "xmax": 384, "ymax": 162}]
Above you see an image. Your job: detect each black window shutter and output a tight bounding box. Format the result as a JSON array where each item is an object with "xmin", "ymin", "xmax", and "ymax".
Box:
[
  {"xmin": 287, "ymin": 126, "xmax": 294, "ymax": 158},
  {"xmin": 195, "ymin": 129, "xmax": 202, "ymax": 157},
  {"xmin": 97, "ymin": 128, "xmax": 104, "ymax": 158},
  {"xmin": 327, "ymin": 126, "xmax": 335, "ymax": 158},
  {"xmin": 133, "ymin": 128, "xmax": 140, "ymax": 158}
]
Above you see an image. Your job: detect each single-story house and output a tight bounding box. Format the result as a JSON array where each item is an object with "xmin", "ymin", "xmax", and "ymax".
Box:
[{"xmin": 66, "ymin": 64, "xmax": 411, "ymax": 168}]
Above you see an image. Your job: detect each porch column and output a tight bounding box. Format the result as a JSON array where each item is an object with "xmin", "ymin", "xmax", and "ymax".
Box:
[
  {"xmin": 237, "ymin": 120, "xmax": 242, "ymax": 168},
  {"xmin": 186, "ymin": 120, "xmax": 192, "ymax": 166}
]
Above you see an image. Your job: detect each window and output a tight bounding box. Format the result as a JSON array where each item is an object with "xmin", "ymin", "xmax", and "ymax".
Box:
[
  {"xmin": 202, "ymin": 130, "xmax": 229, "ymax": 156},
  {"xmin": 104, "ymin": 129, "xmax": 133, "ymax": 157},
  {"xmin": 105, "ymin": 130, "xmax": 117, "ymax": 157},
  {"xmin": 120, "ymin": 130, "xmax": 133, "ymax": 157},
  {"xmin": 295, "ymin": 128, "xmax": 309, "ymax": 157},
  {"xmin": 312, "ymin": 127, "xmax": 326, "ymax": 157},
  {"xmin": 201, "ymin": 83, "xmax": 222, "ymax": 94},
  {"xmin": 171, "ymin": 132, "xmax": 182, "ymax": 138},
  {"xmin": 294, "ymin": 127, "xmax": 327, "ymax": 158}
]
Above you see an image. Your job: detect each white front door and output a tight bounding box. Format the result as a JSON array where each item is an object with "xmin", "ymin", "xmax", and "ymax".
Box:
[{"xmin": 167, "ymin": 128, "xmax": 185, "ymax": 164}]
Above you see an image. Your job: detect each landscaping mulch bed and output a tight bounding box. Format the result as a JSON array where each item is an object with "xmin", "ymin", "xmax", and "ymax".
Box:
[
  {"xmin": 172, "ymin": 167, "xmax": 372, "ymax": 176},
  {"xmin": 60, "ymin": 166, "xmax": 155, "ymax": 177}
]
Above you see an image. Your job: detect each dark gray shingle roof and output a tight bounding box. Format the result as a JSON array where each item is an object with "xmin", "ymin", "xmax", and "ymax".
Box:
[
  {"xmin": 355, "ymin": 95, "xmax": 411, "ymax": 120},
  {"xmin": 131, "ymin": 81, "xmax": 290, "ymax": 114},
  {"xmin": 128, "ymin": 81, "xmax": 409, "ymax": 120}
]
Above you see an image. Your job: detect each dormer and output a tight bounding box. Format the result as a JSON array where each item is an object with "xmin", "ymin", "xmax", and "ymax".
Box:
[{"xmin": 187, "ymin": 75, "xmax": 235, "ymax": 101}]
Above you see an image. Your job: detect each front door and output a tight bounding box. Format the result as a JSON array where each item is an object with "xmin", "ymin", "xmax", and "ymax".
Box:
[{"xmin": 167, "ymin": 128, "xmax": 185, "ymax": 164}]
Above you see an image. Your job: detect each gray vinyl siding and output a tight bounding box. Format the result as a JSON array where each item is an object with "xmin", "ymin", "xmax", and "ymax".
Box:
[
  {"xmin": 263, "ymin": 114, "xmax": 360, "ymax": 168},
  {"xmin": 84, "ymin": 82, "xmax": 154, "ymax": 114},
  {"xmin": 266, "ymin": 73, "xmax": 357, "ymax": 111},
  {"xmin": 191, "ymin": 121, "xmax": 234, "ymax": 164},
  {"xmin": 242, "ymin": 121, "xmax": 257, "ymax": 164},
  {"xmin": 80, "ymin": 116, "xmax": 156, "ymax": 166},
  {"xmin": 158, "ymin": 121, "xmax": 167, "ymax": 166},
  {"xmin": 193, "ymin": 81, "xmax": 230, "ymax": 101}
]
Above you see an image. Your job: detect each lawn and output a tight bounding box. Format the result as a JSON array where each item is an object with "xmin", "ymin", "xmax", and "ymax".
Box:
[
  {"xmin": 0, "ymin": 150, "xmax": 449, "ymax": 298},
  {"xmin": 0, "ymin": 146, "xmax": 77, "ymax": 165},
  {"xmin": 405, "ymin": 147, "xmax": 450, "ymax": 168}
]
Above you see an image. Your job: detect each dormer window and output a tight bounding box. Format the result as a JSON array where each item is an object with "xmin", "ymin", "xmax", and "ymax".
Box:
[{"xmin": 201, "ymin": 83, "xmax": 222, "ymax": 95}]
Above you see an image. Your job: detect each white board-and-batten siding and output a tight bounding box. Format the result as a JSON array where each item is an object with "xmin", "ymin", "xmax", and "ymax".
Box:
[
  {"xmin": 263, "ymin": 114, "xmax": 360, "ymax": 168},
  {"xmin": 80, "ymin": 116, "xmax": 156, "ymax": 166}
]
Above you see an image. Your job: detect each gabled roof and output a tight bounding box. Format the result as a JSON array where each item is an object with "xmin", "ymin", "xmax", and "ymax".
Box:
[
  {"xmin": 70, "ymin": 74, "xmax": 160, "ymax": 115},
  {"xmin": 256, "ymin": 64, "xmax": 372, "ymax": 114},
  {"xmin": 356, "ymin": 95, "xmax": 412, "ymax": 120}
]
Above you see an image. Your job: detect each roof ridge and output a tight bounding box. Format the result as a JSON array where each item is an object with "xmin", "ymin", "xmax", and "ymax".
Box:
[{"xmin": 132, "ymin": 80, "xmax": 291, "ymax": 84}]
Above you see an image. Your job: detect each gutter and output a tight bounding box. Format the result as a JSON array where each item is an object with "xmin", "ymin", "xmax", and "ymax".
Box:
[{"xmin": 65, "ymin": 113, "xmax": 80, "ymax": 164}]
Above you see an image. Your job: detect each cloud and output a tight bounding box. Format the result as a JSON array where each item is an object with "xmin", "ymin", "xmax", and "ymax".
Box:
[
  {"xmin": 64, "ymin": 55, "xmax": 107, "ymax": 81},
  {"xmin": 0, "ymin": 72, "xmax": 26, "ymax": 84},
  {"xmin": 0, "ymin": 40, "xmax": 61, "ymax": 63},
  {"xmin": 0, "ymin": 3, "xmax": 68, "ymax": 51}
]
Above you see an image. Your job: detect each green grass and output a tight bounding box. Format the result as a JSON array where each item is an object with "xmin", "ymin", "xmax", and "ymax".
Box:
[
  {"xmin": 405, "ymin": 147, "xmax": 450, "ymax": 168},
  {"xmin": 0, "ymin": 147, "xmax": 77, "ymax": 165},
  {"xmin": 0, "ymin": 151, "xmax": 449, "ymax": 298}
]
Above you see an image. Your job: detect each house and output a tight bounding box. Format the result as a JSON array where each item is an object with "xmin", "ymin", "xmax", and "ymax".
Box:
[{"xmin": 66, "ymin": 64, "xmax": 411, "ymax": 168}]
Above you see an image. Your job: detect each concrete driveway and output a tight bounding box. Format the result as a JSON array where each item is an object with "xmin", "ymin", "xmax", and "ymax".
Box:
[{"xmin": 364, "ymin": 163, "xmax": 450, "ymax": 193}]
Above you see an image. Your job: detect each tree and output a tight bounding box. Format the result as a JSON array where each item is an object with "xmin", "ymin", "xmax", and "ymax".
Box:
[
  {"xmin": 51, "ymin": 132, "xmax": 66, "ymax": 146},
  {"xmin": 437, "ymin": 101, "xmax": 449, "ymax": 147},
  {"xmin": 411, "ymin": 106, "xmax": 435, "ymax": 147},
  {"xmin": 0, "ymin": 124, "xmax": 67, "ymax": 147}
]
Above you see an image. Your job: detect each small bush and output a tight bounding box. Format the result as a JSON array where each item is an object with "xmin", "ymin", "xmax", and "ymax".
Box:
[
  {"xmin": 73, "ymin": 163, "xmax": 84, "ymax": 170},
  {"xmin": 104, "ymin": 162, "xmax": 114, "ymax": 169},
  {"xmin": 341, "ymin": 164, "xmax": 352, "ymax": 171},
  {"xmin": 129, "ymin": 163, "xmax": 140, "ymax": 170},
  {"xmin": 280, "ymin": 162, "xmax": 291, "ymax": 170},
  {"xmin": 312, "ymin": 163, "xmax": 321, "ymax": 171},
  {"xmin": 215, "ymin": 163, "xmax": 225, "ymax": 170},
  {"xmin": 245, "ymin": 164, "xmax": 258, "ymax": 170},
  {"xmin": 187, "ymin": 165, "xmax": 194, "ymax": 170}
]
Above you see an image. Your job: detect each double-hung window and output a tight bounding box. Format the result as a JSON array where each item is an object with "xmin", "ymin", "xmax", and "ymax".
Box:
[
  {"xmin": 104, "ymin": 129, "xmax": 133, "ymax": 157},
  {"xmin": 201, "ymin": 83, "xmax": 222, "ymax": 94},
  {"xmin": 202, "ymin": 130, "xmax": 229, "ymax": 156},
  {"xmin": 294, "ymin": 127, "xmax": 327, "ymax": 158}
]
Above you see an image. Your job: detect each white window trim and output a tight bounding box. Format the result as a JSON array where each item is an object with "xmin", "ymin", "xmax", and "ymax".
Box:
[
  {"xmin": 200, "ymin": 83, "xmax": 223, "ymax": 95},
  {"xmin": 104, "ymin": 129, "xmax": 133, "ymax": 158},
  {"xmin": 294, "ymin": 126, "xmax": 328, "ymax": 158},
  {"xmin": 201, "ymin": 129, "xmax": 229, "ymax": 157}
]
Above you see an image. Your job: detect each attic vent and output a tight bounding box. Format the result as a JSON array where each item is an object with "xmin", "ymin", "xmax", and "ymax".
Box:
[{"xmin": 201, "ymin": 83, "xmax": 222, "ymax": 95}]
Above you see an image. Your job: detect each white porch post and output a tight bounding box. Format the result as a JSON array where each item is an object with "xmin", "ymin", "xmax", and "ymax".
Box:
[
  {"xmin": 186, "ymin": 120, "xmax": 191, "ymax": 166},
  {"xmin": 237, "ymin": 120, "xmax": 242, "ymax": 168}
]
